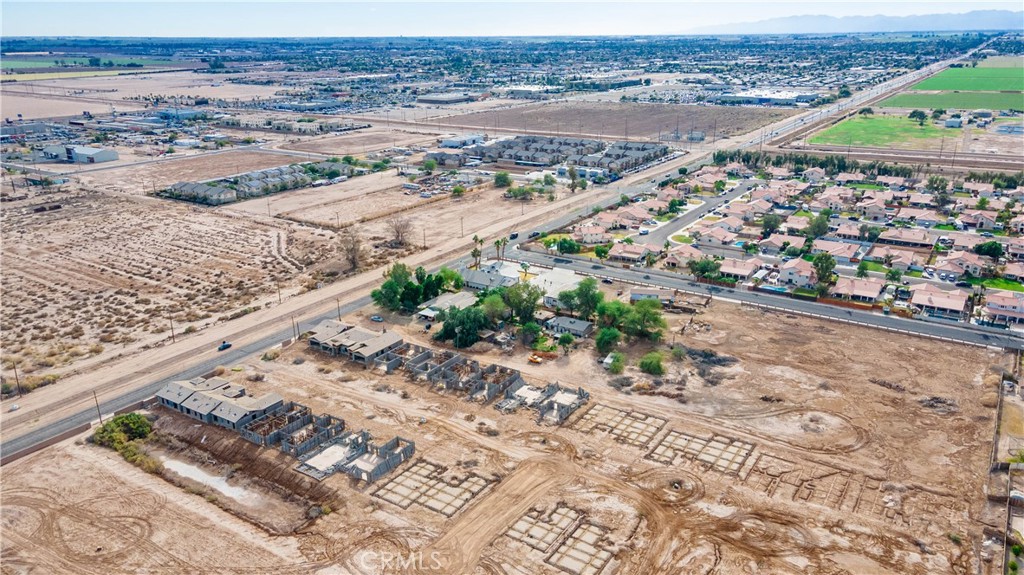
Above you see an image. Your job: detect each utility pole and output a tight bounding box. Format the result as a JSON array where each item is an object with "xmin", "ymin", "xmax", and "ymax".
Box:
[
  {"xmin": 422, "ymin": 228, "xmax": 427, "ymax": 248},
  {"xmin": 277, "ymin": 283, "xmax": 282, "ymax": 304},
  {"xmin": 169, "ymin": 319, "xmax": 175, "ymax": 343},
  {"xmin": 93, "ymin": 391, "xmax": 104, "ymax": 424},
  {"xmin": 336, "ymin": 298, "xmax": 342, "ymax": 320},
  {"xmin": 12, "ymin": 362, "xmax": 23, "ymax": 397},
  {"xmin": 461, "ymin": 216, "xmax": 464, "ymax": 237}
]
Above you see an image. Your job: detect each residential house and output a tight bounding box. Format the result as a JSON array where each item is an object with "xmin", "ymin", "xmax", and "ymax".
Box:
[
  {"xmin": 713, "ymin": 216, "xmax": 745, "ymax": 233},
  {"xmin": 1007, "ymin": 238, "xmax": 1024, "ymax": 261},
  {"xmin": 831, "ymin": 277, "xmax": 885, "ymax": 302},
  {"xmin": 855, "ymin": 196, "xmax": 889, "ymax": 222},
  {"xmin": 608, "ymin": 242, "xmax": 653, "ymax": 264},
  {"xmin": 985, "ymin": 290, "xmax": 1024, "ymax": 324},
  {"xmin": 725, "ymin": 162, "xmax": 755, "ymax": 178},
  {"xmin": 572, "ymin": 225, "xmax": 613, "ymax": 245},
  {"xmin": 696, "ymin": 227, "xmax": 738, "ymax": 248},
  {"xmin": 937, "ymin": 250, "xmax": 989, "ymax": 277},
  {"xmin": 765, "ymin": 166, "xmax": 792, "ymax": 180},
  {"xmin": 963, "ymin": 181, "xmax": 995, "ymax": 197},
  {"xmin": 877, "ymin": 228, "xmax": 934, "ymax": 249},
  {"xmin": 758, "ymin": 233, "xmax": 806, "ymax": 256},
  {"xmin": 875, "ymin": 175, "xmax": 907, "ymax": 190},
  {"xmin": 835, "ymin": 172, "xmax": 865, "ymax": 185},
  {"xmin": 866, "ymin": 245, "xmax": 924, "ymax": 271},
  {"xmin": 894, "ymin": 207, "xmax": 943, "ymax": 227},
  {"xmin": 718, "ymin": 257, "xmax": 763, "ymax": 281},
  {"xmin": 784, "ymin": 215, "xmax": 810, "ymax": 234},
  {"xmin": 960, "ymin": 197, "xmax": 1007, "ymax": 212},
  {"xmin": 958, "ymin": 209, "xmax": 998, "ymax": 230},
  {"xmin": 810, "ymin": 239, "xmax": 862, "ymax": 266},
  {"xmin": 831, "ymin": 222, "xmax": 863, "ymax": 241},
  {"xmin": 664, "ymin": 244, "xmax": 703, "ymax": 268},
  {"xmin": 630, "ymin": 288, "xmax": 675, "ymax": 305},
  {"xmin": 530, "ymin": 267, "xmax": 583, "ymax": 308},
  {"xmin": 545, "ymin": 316, "xmax": 595, "ymax": 338},
  {"xmin": 1003, "ymin": 262, "xmax": 1024, "ymax": 282},
  {"xmin": 1011, "ymin": 215, "xmax": 1024, "ymax": 235},
  {"xmin": 637, "ymin": 199, "xmax": 670, "ymax": 214},
  {"xmin": 910, "ymin": 284, "xmax": 970, "ymax": 321},
  {"xmin": 779, "ymin": 258, "xmax": 816, "ymax": 288},
  {"xmin": 907, "ymin": 193, "xmax": 936, "ymax": 208},
  {"xmin": 801, "ymin": 167, "xmax": 827, "ymax": 184}
]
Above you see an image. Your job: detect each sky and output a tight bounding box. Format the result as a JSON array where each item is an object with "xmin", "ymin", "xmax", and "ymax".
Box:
[{"xmin": 2, "ymin": 1, "xmax": 1020, "ymax": 37}]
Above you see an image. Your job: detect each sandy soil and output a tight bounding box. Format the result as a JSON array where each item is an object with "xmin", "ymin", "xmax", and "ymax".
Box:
[
  {"xmin": 74, "ymin": 150, "xmax": 303, "ymax": 194},
  {"xmin": 0, "ymin": 190, "xmax": 337, "ymax": 379},
  {"xmin": 275, "ymin": 128, "xmax": 440, "ymax": 156},
  {"xmin": 0, "ymin": 93, "xmax": 147, "ymax": 120},
  {"xmin": 434, "ymin": 101, "xmax": 800, "ymax": 140},
  {"xmin": 226, "ymin": 169, "xmax": 425, "ymax": 226},
  {"xmin": 5, "ymin": 70, "xmax": 285, "ymax": 102},
  {"xmin": 5, "ymin": 299, "xmax": 1002, "ymax": 574}
]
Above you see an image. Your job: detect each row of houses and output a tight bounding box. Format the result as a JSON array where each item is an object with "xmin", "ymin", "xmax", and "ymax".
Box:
[{"xmin": 164, "ymin": 160, "xmax": 353, "ymax": 205}]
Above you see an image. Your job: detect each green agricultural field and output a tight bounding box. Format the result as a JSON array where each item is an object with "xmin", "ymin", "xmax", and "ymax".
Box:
[
  {"xmin": 808, "ymin": 115, "xmax": 948, "ymax": 147},
  {"xmin": 879, "ymin": 91, "xmax": 1024, "ymax": 111},
  {"xmin": 1, "ymin": 57, "xmax": 176, "ymax": 71},
  {"xmin": 910, "ymin": 67, "xmax": 1024, "ymax": 92}
]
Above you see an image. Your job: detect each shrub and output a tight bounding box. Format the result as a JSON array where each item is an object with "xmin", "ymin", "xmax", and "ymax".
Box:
[
  {"xmin": 639, "ymin": 352, "xmax": 665, "ymax": 376},
  {"xmin": 1012, "ymin": 544, "xmax": 1022, "ymax": 557}
]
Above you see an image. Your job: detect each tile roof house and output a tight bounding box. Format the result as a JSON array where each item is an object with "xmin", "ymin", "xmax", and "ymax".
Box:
[
  {"xmin": 910, "ymin": 284, "xmax": 970, "ymax": 320},
  {"xmin": 779, "ymin": 258, "xmax": 816, "ymax": 288},
  {"xmin": 758, "ymin": 233, "xmax": 806, "ymax": 255},
  {"xmin": 831, "ymin": 277, "xmax": 885, "ymax": 302},
  {"xmin": 985, "ymin": 289, "xmax": 1024, "ymax": 324}
]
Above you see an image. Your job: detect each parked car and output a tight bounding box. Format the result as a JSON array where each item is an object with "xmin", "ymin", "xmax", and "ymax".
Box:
[
  {"xmin": 509, "ymin": 232, "xmax": 519, "ymax": 240},
  {"xmin": 939, "ymin": 273, "xmax": 948, "ymax": 281},
  {"xmin": 217, "ymin": 341, "xmax": 232, "ymax": 352},
  {"xmin": 370, "ymin": 315, "xmax": 384, "ymax": 322},
  {"xmin": 955, "ymin": 281, "xmax": 972, "ymax": 288},
  {"xmin": 601, "ymin": 278, "xmax": 614, "ymax": 284},
  {"xmin": 980, "ymin": 232, "xmax": 994, "ymax": 238},
  {"xmin": 639, "ymin": 229, "xmax": 650, "ymax": 235},
  {"xmin": 528, "ymin": 231, "xmax": 540, "ymax": 239}
]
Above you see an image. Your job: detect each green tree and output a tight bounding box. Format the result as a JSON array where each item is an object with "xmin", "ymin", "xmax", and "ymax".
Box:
[
  {"xmin": 342, "ymin": 155, "xmax": 356, "ymax": 165},
  {"xmin": 437, "ymin": 267, "xmax": 463, "ymax": 291},
  {"xmin": 623, "ymin": 299, "xmax": 667, "ymax": 342},
  {"xmin": 908, "ymin": 110, "xmax": 928, "ymax": 125},
  {"xmin": 812, "ymin": 252, "xmax": 836, "ymax": 284},
  {"xmin": 481, "ymin": 293, "xmax": 509, "ymax": 326},
  {"xmin": 639, "ymin": 352, "xmax": 665, "ymax": 375},
  {"xmin": 371, "ymin": 279, "xmax": 403, "ymax": 311},
  {"xmin": 422, "ymin": 159, "xmax": 437, "ymax": 174},
  {"xmin": 594, "ymin": 245, "xmax": 610, "ymax": 260},
  {"xmin": 974, "ymin": 241, "xmax": 1003, "ymax": 259},
  {"xmin": 714, "ymin": 180, "xmax": 726, "ymax": 192},
  {"xmin": 595, "ymin": 327, "xmax": 621, "ymax": 355},
  {"xmin": 976, "ymin": 196, "xmax": 989, "ymax": 210},
  {"xmin": 434, "ymin": 306, "xmax": 488, "ymax": 348},
  {"xmin": 866, "ymin": 226, "xmax": 883, "ymax": 242},
  {"xmin": 574, "ymin": 278, "xmax": 604, "ymax": 320},
  {"xmin": 596, "ymin": 300, "xmax": 631, "ymax": 328},
  {"xmin": 856, "ymin": 260, "xmax": 870, "ymax": 278},
  {"xmin": 558, "ymin": 332, "xmax": 575, "ymax": 355},
  {"xmin": 578, "ymin": 179, "xmax": 587, "ymax": 191},
  {"xmin": 925, "ymin": 175, "xmax": 948, "ymax": 192},
  {"xmin": 687, "ymin": 258, "xmax": 721, "ymax": 279},
  {"xmin": 504, "ymin": 282, "xmax": 544, "ymax": 323},
  {"xmin": 451, "ymin": 185, "xmax": 465, "ymax": 197},
  {"xmin": 93, "ymin": 413, "xmax": 152, "ymax": 448},
  {"xmin": 806, "ymin": 214, "xmax": 830, "ymax": 239},
  {"xmin": 494, "ymin": 171, "xmax": 512, "ymax": 187},
  {"xmin": 557, "ymin": 290, "xmax": 579, "ymax": 316},
  {"xmin": 885, "ymin": 268, "xmax": 903, "ymax": 283},
  {"xmin": 556, "ymin": 237, "xmax": 581, "ymax": 254},
  {"xmin": 519, "ymin": 321, "xmax": 542, "ymax": 345},
  {"xmin": 761, "ymin": 213, "xmax": 783, "ymax": 236},
  {"xmin": 567, "ymin": 166, "xmax": 579, "ymax": 193},
  {"xmin": 858, "ymin": 107, "xmax": 873, "ymax": 115},
  {"xmin": 543, "ymin": 173, "xmax": 557, "ymax": 187}
]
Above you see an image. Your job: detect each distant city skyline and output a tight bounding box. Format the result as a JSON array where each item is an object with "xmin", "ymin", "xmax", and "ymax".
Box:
[{"xmin": 2, "ymin": 1, "xmax": 1021, "ymax": 38}]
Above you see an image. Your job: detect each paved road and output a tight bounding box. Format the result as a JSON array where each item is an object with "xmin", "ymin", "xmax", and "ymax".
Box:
[
  {"xmin": 504, "ymin": 249, "xmax": 1024, "ymax": 351},
  {"xmin": 644, "ymin": 180, "xmax": 758, "ymax": 246},
  {"xmin": 0, "ymin": 49, "xmax": 1002, "ymax": 460}
]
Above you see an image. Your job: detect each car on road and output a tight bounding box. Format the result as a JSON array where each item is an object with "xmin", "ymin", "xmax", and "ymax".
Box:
[
  {"xmin": 848, "ymin": 216, "xmax": 860, "ymax": 221},
  {"xmin": 955, "ymin": 281, "xmax": 972, "ymax": 288},
  {"xmin": 639, "ymin": 229, "xmax": 649, "ymax": 235},
  {"xmin": 509, "ymin": 232, "xmax": 519, "ymax": 240},
  {"xmin": 601, "ymin": 278, "xmax": 614, "ymax": 284},
  {"xmin": 8, "ymin": 404, "xmax": 19, "ymax": 412},
  {"xmin": 370, "ymin": 315, "xmax": 384, "ymax": 322},
  {"xmin": 217, "ymin": 341, "xmax": 232, "ymax": 352},
  {"xmin": 528, "ymin": 231, "xmax": 540, "ymax": 239},
  {"xmin": 980, "ymin": 232, "xmax": 994, "ymax": 238}
]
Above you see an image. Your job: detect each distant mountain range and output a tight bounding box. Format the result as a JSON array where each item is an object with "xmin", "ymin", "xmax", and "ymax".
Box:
[{"xmin": 690, "ymin": 10, "xmax": 1024, "ymax": 35}]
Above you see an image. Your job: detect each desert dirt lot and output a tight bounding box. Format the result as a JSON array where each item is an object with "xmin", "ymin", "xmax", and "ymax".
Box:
[
  {"xmin": 74, "ymin": 149, "xmax": 303, "ymax": 194},
  {"xmin": 276, "ymin": 127, "xmax": 440, "ymax": 156},
  {"xmin": 0, "ymin": 190, "xmax": 338, "ymax": 380},
  {"xmin": 4, "ymin": 70, "xmax": 285, "ymax": 102},
  {"xmin": 0, "ymin": 92, "xmax": 147, "ymax": 120},
  {"xmin": 227, "ymin": 169, "xmax": 428, "ymax": 226},
  {"xmin": 2, "ymin": 299, "xmax": 1006, "ymax": 575},
  {"xmin": 435, "ymin": 101, "xmax": 800, "ymax": 140}
]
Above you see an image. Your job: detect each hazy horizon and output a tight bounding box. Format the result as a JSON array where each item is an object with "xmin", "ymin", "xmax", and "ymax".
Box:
[{"xmin": 2, "ymin": 1, "xmax": 1021, "ymax": 38}]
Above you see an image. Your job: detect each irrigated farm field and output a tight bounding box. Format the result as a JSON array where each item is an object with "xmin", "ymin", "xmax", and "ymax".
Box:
[
  {"xmin": 809, "ymin": 114, "xmax": 952, "ymax": 148},
  {"xmin": 3, "ymin": 299, "xmax": 1005, "ymax": 574},
  {"xmin": 910, "ymin": 66, "xmax": 1024, "ymax": 92},
  {"xmin": 436, "ymin": 101, "xmax": 799, "ymax": 140}
]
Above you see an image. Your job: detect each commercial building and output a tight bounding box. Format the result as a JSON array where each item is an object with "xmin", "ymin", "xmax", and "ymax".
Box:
[{"xmin": 40, "ymin": 145, "xmax": 118, "ymax": 164}]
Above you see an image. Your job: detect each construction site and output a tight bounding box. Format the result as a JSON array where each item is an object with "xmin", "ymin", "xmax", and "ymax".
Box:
[{"xmin": 1, "ymin": 296, "xmax": 1011, "ymax": 575}]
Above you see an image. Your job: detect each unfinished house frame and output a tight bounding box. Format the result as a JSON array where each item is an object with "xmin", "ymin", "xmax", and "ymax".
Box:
[
  {"xmin": 468, "ymin": 364, "xmax": 524, "ymax": 403},
  {"xmin": 537, "ymin": 385, "xmax": 591, "ymax": 425},
  {"xmin": 240, "ymin": 402, "xmax": 312, "ymax": 447},
  {"xmin": 373, "ymin": 343, "xmax": 431, "ymax": 375},
  {"xmin": 280, "ymin": 413, "xmax": 346, "ymax": 458}
]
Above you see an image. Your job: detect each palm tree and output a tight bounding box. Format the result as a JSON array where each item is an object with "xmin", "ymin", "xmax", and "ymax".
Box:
[{"xmin": 494, "ymin": 239, "xmax": 503, "ymax": 261}]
